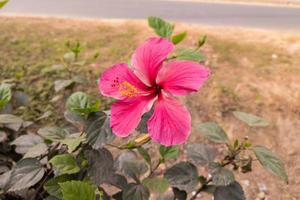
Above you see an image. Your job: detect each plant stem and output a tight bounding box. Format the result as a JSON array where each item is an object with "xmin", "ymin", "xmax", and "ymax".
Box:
[{"xmin": 189, "ymin": 178, "xmax": 212, "ymax": 200}]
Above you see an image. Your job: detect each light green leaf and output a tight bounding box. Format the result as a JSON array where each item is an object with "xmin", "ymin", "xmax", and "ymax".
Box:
[
  {"xmin": 197, "ymin": 35, "xmax": 207, "ymax": 48},
  {"xmin": 0, "ymin": 0, "xmax": 9, "ymax": 9},
  {"xmin": 176, "ymin": 49, "xmax": 205, "ymax": 62},
  {"xmin": 61, "ymin": 134, "xmax": 86, "ymax": 153},
  {"xmin": 137, "ymin": 147, "xmax": 151, "ymax": 165},
  {"xmin": 172, "ymin": 32, "xmax": 187, "ymax": 45},
  {"xmin": 253, "ymin": 145, "xmax": 288, "ymax": 183},
  {"xmin": 0, "ymin": 83, "xmax": 11, "ymax": 109},
  {"xmin": 198, "ymin": 122, "xmax": 229, "ymax": 143},
  {"xmin": 233, "ymin": 111, "xmax": 269, "ymax": 127},
  {"xmin": 60, "ymin": 181, "xmax": 96, "ymax": 200},
  {"xmin": 159, "ymin": 145, "xmax": 179, "ymax": 161},
  {"xmin": 44, "ymin": 175, "xmax": 72, "ymax": 199},
  {"xmin": 38, "ymin": 126, "xmax": 68, "ymax": 142},
  {"xmin": 148, "ymin": 16, "xmax": 174, "ymax": 38},
  {"xmin": 142, "ymin": 177, "xmax": 169, "ymax": 193},
  {"xmin": 66, "ymin": 92, "xmax": 98, "ymax": 115},
  {"xmin": 63, "ymin": 52, "xmax": 76, "ymax": 63},
  {"xmin": 49, "ymin": 154, "xmax": 80, "ymax": 175}
]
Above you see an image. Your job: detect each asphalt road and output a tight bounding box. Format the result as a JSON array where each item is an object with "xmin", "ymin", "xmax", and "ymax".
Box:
[{"xmin": 1, "ymin": 0, "xmax": 300, "ymax": 30}]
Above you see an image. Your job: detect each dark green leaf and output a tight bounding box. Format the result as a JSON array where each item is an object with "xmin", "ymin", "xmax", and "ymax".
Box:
[
  {"xmin": 197, "ymin": 35, "xmax": 207, "ymax": 48},
  {"xmin": 44, "ymin": 175, "xmax": 72, "ymax": 199},
  {"xmin": 107, "ymin": 174, "xmax": 128, "ymax": 190},
  {"xmin": 142, "ymin": 177, "xmax": 169, "ymax": 193},
  {"xmin": 0, "ymin": 0, "xmax": 9, "ymax": 9},
  {"xmin": 172, "ymin": 32, "xmax": 187, "ymax": 45},
  {"xmin": 122, "ymin": 183, "xmax": 150, "ymax": 200},
  {"xmin": 186, "ymin": 143, "xmax": 217, "ymax": 166},
  {"xmin": 64, "ymin": 110, "xmax": 86, "ymax": 128},
  {"xmin": 198, "ymin": 122, "xmax": 229, "ymax": 143},
  {"xmin": 136, "ymin": 110, "xmax": 153, "ymax": 133},
  {"xmin": 233, "ymin": 111, "xmax": 269, "ymax": 127},
  {"xmin": 212, "ymin": 168, "xmax": 235, "ymax": 186},
  {"xmin": 6, "ymin": 158, "xmax": 45, "ymax": 192},
  {"xmin": 54, "ymin": 80, "xmax": 74, "ymax": 92},
  {"xmin": 214, "ymin": 181, "xmax": 245, "ymax": 200},
  {"xmin": 85, "ymin": 148, "xmax": 114, "ymax": 185},
  {"xmin": 172, "ymin": 187, "xmax": 187, "ymax": 200},
  {"xmin": 0, "ymin": 83, "xmax": 11, "ymax": 109},
  {"xmin": 38, "ymin": 126, "xmax": 68, "ymax": 142},
  {"xmin": 11, "ymin": 134, "xmax": 43, "ymax": 154},
  {"xmin": 176, "ymin": 49, "xmax": 205, "ymax": 62},
  {"xmin": 137, "ymin": 147, "xmax": 151, "ymax": 165},
  {"xmin": 164, "ymin": 162, "xmax": 198, "ymax": 192},
  {"xmin": 60, "ymin": 181, "xmax": 96, "ymax": 200},
  {"xmin": 148, "ymin": 16, "xmax": 174, "ymax": 38},
  {"xmin": 86, "ymin": 111, "xmax": 115, "ymax": 149},
  {"xmin": 49, "ymin": 154, "xmax": 80, "ymax": 175},
  {"xmin": 253, "ymin": 145, "xmax": 288, "ymax": 182},
  {"xmin": 159, "ymin": 145, "xmax": 179, "ymax": 161}
]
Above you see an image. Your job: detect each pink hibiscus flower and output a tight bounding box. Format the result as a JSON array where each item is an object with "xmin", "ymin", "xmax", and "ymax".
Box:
[{"xmin": 99, "ymin": 37, "xmax": 209, "ymax": 146}]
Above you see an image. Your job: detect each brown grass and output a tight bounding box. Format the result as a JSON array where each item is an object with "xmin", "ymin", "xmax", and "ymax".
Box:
[{"xmin": 1, "ymin": 16, "xmax": 300, "ymax": 199}]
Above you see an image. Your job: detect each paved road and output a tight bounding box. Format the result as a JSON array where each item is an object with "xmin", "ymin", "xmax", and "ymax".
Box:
[{"xmin": 1, "ymin": 0, "xmax": 300, "ymax": 30}]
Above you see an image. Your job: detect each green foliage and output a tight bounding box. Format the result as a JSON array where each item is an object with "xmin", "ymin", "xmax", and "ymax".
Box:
[
  {"xmin": 142, "ymin": 177, "xmax": 169, "ymax": 193},
  {"xmin": 0, "ymin": 0, "xmax": 9, "ymax": 9},
  {"xmin": 212, "ymin": 167, "xmax": 235, "ymax": 186},
  {"xmin": 176, "ymin": 49, "xmax": 205, "ymax": 62},
  {"xmin": 0, "ymin": 83, "xmax": 11, "ymax": 109},
  {"xmin": 38, "ymin": 126, "xmax": 68, "ymax": 142},
  {"xmin": 66, "ymin": 92, "xmax": 99, "ymax": 116},
  {"xmin": 159, "ymin": 145, "xmax": 179, "ymax": 161},
  {"xmin": 172, "ymin": 31, "xmax": 187, "ymax": 45},
  {"xmin": 214, "ymin": 181, "xmax": 245, "ymax": 200},
  {"xmin": 233, "ymin": 111, "xmax": 269, "ymax": 127},
  {"xmin": 198, "ymin": 122, "xmax": 229, "ymax": 143},
  {"xmin": 186, "ymin": 143, "xmax": 217, "ymax": 166},
  {"xmin": 59, "ymin": 181, "xmax": 96, "ymax": 200},
  {"xmin": 137, "ymin": 147, "xmax": 151, "ymax": 165},
  {"xmin": 49, "ymin": 154, "xmax": 80, "ymax": 175},
  {"xmin": 197, "ymin": 35, "xmax": 207, "ymax": 48},
  {"xmin": 44, "ymin": 175, "xmax": 72, "ymax": 199},
  {"xmin": 253, "ymin": 145, "xmax": 288, "ymax": 183},
  {"xmin": 148, "ymin": 16, "xmax": 174, "ymax": 38}
]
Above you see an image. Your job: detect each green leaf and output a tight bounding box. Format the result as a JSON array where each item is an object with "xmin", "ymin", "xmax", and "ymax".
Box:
[
  {"xmin": 0, "ymin": 0, "xmax": 9, "ymax": 9},
  {"xmin": 61, "ymin": 134, "xmax": 85, "ymax": 153},
  {"xmin": 6, "ymin": 158, "xmax": 45, "ymax": 192},
  {"xmin": 148, "ymin": 16, "xmax": 174, "ymax": 38},
  {"xmin": 38, "ymin": 126, "xmax": 68, "ymax": 142},
  {"xmin": 49, "ymin": 154, "xmax": 80, "ymax": 175},
  {"xmin": 60, "ymin": 181, "xmax": 96, "ymax": 200},
  {"xmin": 142, "ymin": 177, "xmax": 169, "ymax": 193},
  {"xmin": 172, "ymin": 32, "xmax": 187, "ymax": 45},
  {"xmin": 198, "ymin": 122, "xmax": 229, "ymax": 143},
  {"xmin": 84, "ymin": 148, "xmax": 114, "ymax": 185},
  {"xmin": 63, "ymin": 52, "xmax": 76, "ymax": 63},
  {"xmin": 11, "ymin": 134, "xmax": 44, "ymax": 154},
  {"xmin": 66, "ymin": 92, "xmax": 98, "ymax": 115},
  {"xmin": 176, "ymin": 49, "xmax": 205, "ymax": 62},
  {"xmin": 186, "ymin": 143, "xmax": 217, "ymax": 166},
  {"xmin": 137, "ymin": 147, "xmax": 151, "ymax": 165},
  {"xmin": 86, "ymin": 111, "xmax": 115, "ymax": 149},
  {"xmin": 197, "ymin": 35, "xmax": 207, "ymax": 48},
  {"xmin": 233, "ymin": 111, "xmax": 269, "ymax": 127},
  {"xmin": 164, "ymin": 162, "xmax": 198, "ymax": 192},
  {"xmin": 24, "ymin": 143, "xmax": 48, "ymax": 158},
  {"xmin": 159, "ymin": 145, "xmax": 179, "ymax": 161},
  {"xmin": 122, "ymin": 183, "xmax": 150, "ymax": 200},
  {"xmin": 44, "ymin": 175, "xmax": 72, "ymax": 199},
  {"xmin": 0, "ymin": 83, "xmax": 11, "ymax": 109},
  {"xmin": 54, "ymin": 80, "xmax": 74, "ymax": 92},
  {"xmin": 214, "ymin": 181, "xmax": 245, "ymax": 200},
  {"xmin": 212, "ymin": 167, "xmax": 235, "ymax": 186},
  {"xmin": 253, "ymin": 145, "xmax": 288, "ymax": 183}
]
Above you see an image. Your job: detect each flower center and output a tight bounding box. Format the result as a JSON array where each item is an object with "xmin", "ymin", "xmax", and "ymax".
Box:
[
  {"xmin": 154, "ymin": 84, "xmax": 161, "ymax": 95},
  {"xmin": 111, "ymin": 78, "xmax": 139, "ymax": 97}
]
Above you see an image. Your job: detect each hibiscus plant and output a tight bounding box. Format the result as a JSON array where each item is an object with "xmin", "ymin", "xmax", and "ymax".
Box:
[{"xmin": 0, "ymin": 17, "xmax": 287, "ymax": 200}]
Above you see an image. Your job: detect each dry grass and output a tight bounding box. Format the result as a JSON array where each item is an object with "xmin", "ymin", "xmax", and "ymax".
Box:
[{"xmin": 1, "ymin": 16, "xmax": 300, "ymax": 199}]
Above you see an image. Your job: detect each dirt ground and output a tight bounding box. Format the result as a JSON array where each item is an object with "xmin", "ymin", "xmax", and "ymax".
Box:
[{"xmin": 0, "ymin": 16, "xmax": 300, "ymax": 199}]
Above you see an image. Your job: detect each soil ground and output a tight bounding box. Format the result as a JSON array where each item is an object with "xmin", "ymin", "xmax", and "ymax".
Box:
[{"xmin": 0, "ymin": 16, "xmax": 300, "ymax": 199}]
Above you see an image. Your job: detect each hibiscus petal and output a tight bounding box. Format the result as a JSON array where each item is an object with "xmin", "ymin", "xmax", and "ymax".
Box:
[
  {"xmin": 147, "ymin": 95, "xmax": 191, "ymax": 146},
  {"xmin": 111, "ymin": 95, "xmax": 155, "ymax": 137},
  {"xmin": 99, "ymin": 63, "xmax": 150, "ymax": 99},
  {"xmin": 157, "ymin": 61, "xmax": 210, "ymax": 96},
  {"xmin": 132, "ymin": 37, "xmax": 174, "ymax": 86}
]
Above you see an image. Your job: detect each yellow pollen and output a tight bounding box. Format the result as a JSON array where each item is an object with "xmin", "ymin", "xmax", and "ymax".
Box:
[{"xmin": 118, "ymin": 81, "xmax": 139, "ymax": 97}]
